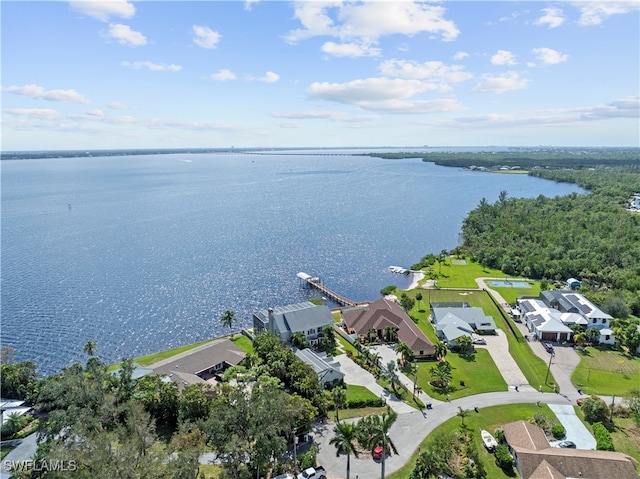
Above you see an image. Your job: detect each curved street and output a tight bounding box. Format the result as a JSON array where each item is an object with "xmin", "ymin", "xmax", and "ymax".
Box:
[{"xmin": 314, "ymin": 279, "xmax": 590, "ymax": 479}]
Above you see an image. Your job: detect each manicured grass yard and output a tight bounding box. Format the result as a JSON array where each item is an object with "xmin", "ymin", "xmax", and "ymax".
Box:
[
  {"xmin": 387, "ymin": 403, "xmax": 550, "ymax": 479},
  {"xmin": 491, "ymin": 282, "xmax": 541, "ymax": 305},
  {"xmin": 427, "ymin": 258, "xmax": 503, "ymax": 289},
  {"xmin": 406, "ymin": 288, "xmax": 557, "ymax": 393},
  {"xmin": 572, "ymin": 346, "xmax": 640, "ymax": 396},
  {"xmin": 231, "ymin": 334, "xmax": 255, "ymax": 354}
]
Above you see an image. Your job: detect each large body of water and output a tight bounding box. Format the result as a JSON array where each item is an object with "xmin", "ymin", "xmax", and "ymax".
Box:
[{"xmin": 1, "ymin": 150, "xmax": 584, "ymax": 375}]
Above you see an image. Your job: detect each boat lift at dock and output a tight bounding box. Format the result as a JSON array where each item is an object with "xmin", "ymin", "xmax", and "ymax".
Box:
[{"xmin": 297, "ymin": 272, "xmax": 361, "ymax": 308}]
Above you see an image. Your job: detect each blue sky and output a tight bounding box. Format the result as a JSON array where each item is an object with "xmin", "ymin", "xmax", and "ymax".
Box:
[{"xmin": 2, "ymin": 0, "xmax": 639, "ymax": 150}]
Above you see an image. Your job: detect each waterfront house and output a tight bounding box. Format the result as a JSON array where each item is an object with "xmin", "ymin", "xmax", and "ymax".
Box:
[
  {"xmin": 502, "ymin": 420, "xmax": 638, "ymax": 479},
  {"xmin": 342, "ymin": 297, "xmax": 435, "ymax": 359},
  {"xmin": 517, "ymin": 298, "xmax": 576, "ymax": 342},
  {"xmin": 430, "ymin": 302, "xmax": 497, "ymax": 346},
  {"xmin": 253, "ymin": 301, "xmax": 334, "ymax": 345},
  {"xmin": 295, "ymin": 348, "xmax": 344, "ymax": 386},
  {"xmin": 152, "ymin": 338, "xmax": 246, "ymax": 390},
  {"xmin": 540, "ymin": 291, "xmax": 612, "ymax": 329}
]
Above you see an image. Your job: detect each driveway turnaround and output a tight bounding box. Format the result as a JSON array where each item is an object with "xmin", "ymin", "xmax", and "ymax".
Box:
[{"xmin": 548, "ymin": 404, "xmax": 597, "ymax": 450}]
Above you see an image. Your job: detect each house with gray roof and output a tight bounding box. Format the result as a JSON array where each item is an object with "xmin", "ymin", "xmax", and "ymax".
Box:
[
  {"xmin": 152, "ymin": 338, "xmax": 246, "ymax": 390},
  {"xmin": 253, "ymin": 301, "xmax": 334, "ymax": 345},
  {"xmin": 540, "ymin": 291, "xmax": 612, "ymax": 329},
  {"xmin": 502, "ymin": 420, "xmax": 638, "ymax": 479},
  {"xmin": 430, "ymin": 302, "xmax": 496, "ymax": 346},
  {"xmin": 295, "ymin": 348, "xmax": 344, "ymax": 386},
  {"xmin": 517, "ymin": 298, "xmax": 576, "ymax": 342}
]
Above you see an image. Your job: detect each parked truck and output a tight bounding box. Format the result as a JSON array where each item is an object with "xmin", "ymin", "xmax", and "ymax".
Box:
[{"xmin": 297, "ymin": 466, "xmax": 326, "ymax": 479}]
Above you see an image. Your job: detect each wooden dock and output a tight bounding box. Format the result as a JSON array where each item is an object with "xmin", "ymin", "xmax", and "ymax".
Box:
[{"xmin": 297, "ymin": 272, "xmax": 360, "ymax": 308}]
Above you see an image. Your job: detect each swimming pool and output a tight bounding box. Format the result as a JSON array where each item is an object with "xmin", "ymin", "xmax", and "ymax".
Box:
[{"xmin": 489, "ymin": 281, "xmax": 531, "ymax": 288}]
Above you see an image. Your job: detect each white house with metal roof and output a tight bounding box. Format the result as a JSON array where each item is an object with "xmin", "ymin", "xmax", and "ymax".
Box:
[
  {"xmin": 253, "ymin": 301, "xmax": 334, "ymax": 345},
  {"xmin": 540, "ymin": 291, "xmax": 612, "ymax": 329},
  {"xmin": 517, "ymin": 298, "xmax": 576, "ymax": 342},
  {"xmin": 430, "ymin": 303, "xmax": 496, "ymax": 346},
  {"xmin": 294, "ymin": 348, "xmax": 344, "ymax": 386}
]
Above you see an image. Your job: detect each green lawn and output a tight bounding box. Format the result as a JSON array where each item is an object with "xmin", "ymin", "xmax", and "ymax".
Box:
[
  {"xmin": 231, "ymin": 334, "xmax": 255, "ymax": 354},
  {"xmin": 387, "ymin": 403, "xmax": 550, "ymax": 479},
  {"xmin": 426, "ymin": 258, "xmax": 504, "ymax": 289},
  {"xmin": 335, "ymin": 333, "xmax": 359, "ymax": 355},
  {"xmin": 572, "ymin": 347, "xmax": 640, "ymax": 396},
  {"xmin": 346, "ymin": 384, "xmax": 379, "ymax": 402},
  {"xmin": 490, "ymin": 281, "xmax": 541, "ymax": 305},
  {"xmin": 406, "ymin": 289, "xmax": 557, "ymax": 393}
]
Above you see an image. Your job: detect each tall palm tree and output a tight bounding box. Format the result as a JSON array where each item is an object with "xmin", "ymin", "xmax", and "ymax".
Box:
[
  {"xmin": 382, "ymin": 360, "xmax": 399, "ymax": 394},
  {"xmin": 291, "ymin": 331, "xmax": 307, "ymax": 349},
  {"xmin": 329, "ymin": 421, "xmax": 359, "ymax": 479},
  {"xmin": 362, "ymin": 411, "xmax": 398, "ymax": 479},
  {"xmin": 395, "ymin": 342, "xmax": 414, "ymax": 367},
  {"xmin": 434, "ymin": 341, "xmax": 447, "ymax": 361},
  {"xmin": 332, "ymin": 387, "xmax": 347, "ymax": 421},
  {"xmin": 83, "ymin": 340, "xmax": 98, "ymax": 357},
  {"xmin": 220, "ymin": 310, "xmax": 236, "ymax": 335}
]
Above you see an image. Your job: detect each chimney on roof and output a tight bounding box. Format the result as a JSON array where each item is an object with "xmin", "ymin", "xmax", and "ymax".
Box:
[{"xmin": 268, "ymin": 308, "xmax": 275, "ymax": 334}]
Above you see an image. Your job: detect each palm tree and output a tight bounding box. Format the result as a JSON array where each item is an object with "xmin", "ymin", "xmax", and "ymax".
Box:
[
  {"xmin": 367, "ymin": 328, "xmax": 378, "ymax": 343},
  {"xmin": 291, "ymin": 331, "xmax": 307, "ymax": 349},
  {"xmin": 415, "ymin": 292, "xmax": 423, "ymax": 308},
  {"xmin": 332, "ymin": 387, "xmax": 347, "ymax": 421},
  {"xmin": 220, "ymin": 310, "xmax": 236, "ymax": 335},
  {"xmin": 457, "ymin": 406, "xmax": 469, "ymax": 427},
  {"xmin": 430, "ymin": 361, "xmax": 452, "ymax": 392},
  {"xmin": 410, "ymin": 448, "xmax": 447, "ymax": 479},
  {"xmin": 395, "ymin": 342, "xmax": 414, "ymax": 367},
  {"xmin": 329, "ymin": 421, "xmax": 359, "ymax": 479},
  {"xmin": 456, "ymin": 335, "xmax": 472, "ymax": 355},
  {"xmin": 384, "ymin": 325, "xmax": 397, "ymax": 343},
  {"xmin": 434, "ymin": 341, "xmax": 447, "ymax": 361},
  {"xmin": 83, "ymin": 340, "xmax": 98, "ymax": 357},
  {"xmin": 382, "ymin": 360, "xmax": 399, "ymax": 394},
  {"xmin": 363, "ymin": 411, "xmax": 398, "ymax": 479}
]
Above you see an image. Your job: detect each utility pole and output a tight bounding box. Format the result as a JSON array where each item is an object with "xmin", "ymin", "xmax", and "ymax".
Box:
[
  {"xmin": 413, "ymin": 359, "xmax": 418, "ymax": 399},
  {"xmin": 545, "ymin": 351, "xmax": 555, "ymax": 385}
]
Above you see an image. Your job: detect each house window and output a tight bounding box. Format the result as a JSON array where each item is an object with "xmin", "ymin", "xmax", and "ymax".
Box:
[
  {"xmin": 419, "ymin": 350, "xmax": 423, "ymax": 355},
  {"xmin": 605, "ymin": 335, "xmax": 610, "ymax": 340},
  {"xmin": 592, "ymin": 319, "xmax": 597, "ymax": 324},
  {"xmin": 307, "ymin": 328, "xmax": 315, "ymax": 335},
  {"xmin": 602, "ymin": 319, "xmax": 607, "ymax": 324}
]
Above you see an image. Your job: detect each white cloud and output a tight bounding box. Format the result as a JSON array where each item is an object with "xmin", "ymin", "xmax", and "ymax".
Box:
[
  {"xmin": 532, "ymin": 47, "xmax": 569, "ymax": 65},
  {"xmin": 453, "ymin": 51, "xmax": 469, "ymax": 61},
  {"xmin": 271, "ymin": 110, "xmax": 379, "ymax": 122},
  {"xmin": 107, "ymin": 101, "xmax": 129, "ymax": 110},
  {"xmin": 3, "ymin": 84, "xmax": 90, "ymax": 104},
  {"xmin": 491, "ymin": 50, "xmax": 517, "ymax": 66},
  {"xmin": 4, "ymin": 108, "xmax": 60, "ymax": 120},
  {"xmin": 472, "ymin": 71, "xmax": 529, "ymax": 94},
  {"xmin": 534, "ymin": 7, "xmax": 565, "ymax": 29},
  {"xmin": 286, "ymin": 1, "xmax": 460, "ymax": 53},
  {"xmin": 209, "ymin": 69, "xmax": 237, "ymax": 81},
  {"xmin": 321, "ymin": 41, "xmax": 381, "ymax": 58},
  {"xmin": 444, "ymin": 95, "xmax": 640, "ymax": 129},
  {"xmin": 69, "ymin": 0, "xmax": 135, "ymax": 22},
  {"xmin": 192, "ymin": 25, "xmax": 221, "ymax": 49},
  {"xmin": 573, "ymin": 1, "xmax": 640, "ymax": 26},
  {"xmin": 306, "ymin": 77, "xmax": 464, "ymax": 114},
  {"xmin": 105, "ymin": 23, "xmax": 147, "ymax": 46},
  {"xmin": 257, "ymin": 71, "xmax": 280, "ymax": 83},
  {"xmin": 122, "ymin": 61, "xmax": 182, "ymax": 72},
  {"xmin": 308, "ymin": 77, "xmax": 433, "ymax": 103},
  {"xmin": 244, "ymin": 0, "xmax": 259, "ymax": 11},
  {"xmin": 379, "ymin": 59, "xmax": 472, "ymax": 90}
]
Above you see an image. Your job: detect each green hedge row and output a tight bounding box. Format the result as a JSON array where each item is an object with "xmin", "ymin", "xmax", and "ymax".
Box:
[{"xmin": 592, "ymin": 422, "xmax": 614, "ymax": 451}]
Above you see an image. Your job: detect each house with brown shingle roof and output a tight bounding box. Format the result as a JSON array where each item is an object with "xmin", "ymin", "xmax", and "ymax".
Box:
[
  {"xmin": 342, "ymin": 297, "xmax": 435, "ymax": 359},
  {"xmin": 502, "ymin": 420, "xmax": 639, "ymax": 479}
]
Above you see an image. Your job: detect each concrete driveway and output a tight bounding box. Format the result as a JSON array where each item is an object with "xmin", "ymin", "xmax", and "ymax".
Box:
[
  {"xmin": 474, "ymin": 330, "xmax": 531, "ymax": 390},
  {"xmin": 548, "ymin": 404, "xmax": 596, "ymax": 450},
  {"xmin": 334, "ymin": 353, "xmax": 417, "ymax": 415}
]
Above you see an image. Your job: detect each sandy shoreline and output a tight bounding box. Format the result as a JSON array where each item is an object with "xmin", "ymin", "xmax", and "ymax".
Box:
[{"xmin": 406, "ymin": 271, "xmax": 425, "ymax": 290}]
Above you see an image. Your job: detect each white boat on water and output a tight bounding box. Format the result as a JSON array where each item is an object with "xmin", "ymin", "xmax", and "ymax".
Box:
[{"xmin": 481, "ymin": 430, "xmax": 498, "ymax": 451}]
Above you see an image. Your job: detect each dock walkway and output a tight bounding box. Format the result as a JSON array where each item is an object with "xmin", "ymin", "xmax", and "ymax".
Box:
[{"xmin": 297, "ymin": 272, "xmax": 362, "ymax": 308}]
